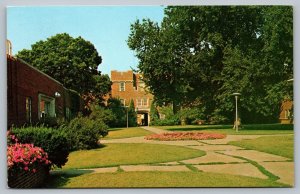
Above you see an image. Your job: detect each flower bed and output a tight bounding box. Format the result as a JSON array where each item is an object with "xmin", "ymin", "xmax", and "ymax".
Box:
[
  {"xmin": 7, "ymin": 131, "xmax": 51, "ymax": 188},
  {"xmin": 145, "ymin": 132, "xmax": 226, "ymax": 141}
]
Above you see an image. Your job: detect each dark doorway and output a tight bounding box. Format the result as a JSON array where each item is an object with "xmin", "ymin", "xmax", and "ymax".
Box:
[{"xmin": 143, "ymin": 113, "xmax": 148, "ymax": 126}]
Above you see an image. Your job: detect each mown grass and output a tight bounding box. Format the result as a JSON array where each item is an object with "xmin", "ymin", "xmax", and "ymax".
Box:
[
  {"xmin": 157, "ymin": 124, "xmax": 293, "ymax": 135},
  {"xmin": 103, "ymin": 127, "xmax": 153, "ymax": 139},
  {"xmin": 62, "ymin": 143, "xmax": 206, "ymax": 169},
  {"xmin": 46, "ymin": 171, "xmax": 289, "ymax": 188},
  {"xmin": 228, "ymin": 135, "xmax": 294, "ymax": 159}
]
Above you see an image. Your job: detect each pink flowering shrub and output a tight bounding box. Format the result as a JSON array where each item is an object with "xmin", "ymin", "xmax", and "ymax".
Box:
[
  {"xmin": 145, "ymin": 132, "xmax": 226, "ymax": 141},
  {"xmin": 7, "ymin": 131, "xmax": 51, "ymax": 174}
]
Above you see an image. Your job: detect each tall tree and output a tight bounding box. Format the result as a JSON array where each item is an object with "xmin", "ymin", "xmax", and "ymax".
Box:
[
  {"xmin": 16, "ymin": 33, "xmax": 112, "ymax": 109},
  {"xmin": 128, "ymin": 99, "xmax": 137, "ymax": 127},
  {"xmin": 128, "ymin": 6, "xmax": 293, "ymax": 123}
]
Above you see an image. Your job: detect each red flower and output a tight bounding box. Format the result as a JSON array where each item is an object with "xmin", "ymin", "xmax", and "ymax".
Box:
[{"xmin": 145, "ymin": 132, "xmax": 226, "ymax": 141}]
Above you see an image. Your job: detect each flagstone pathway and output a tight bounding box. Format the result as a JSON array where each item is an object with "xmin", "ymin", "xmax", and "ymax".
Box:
[{"xmin": 97, "ymin": 126, "xmax": 294, "ymax": 186}]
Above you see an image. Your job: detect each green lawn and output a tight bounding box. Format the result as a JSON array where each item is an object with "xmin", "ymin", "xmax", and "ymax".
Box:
[
  {"xmin": 103, "ymin": 127, "xmax": 153, "ymax": 139},
  {"xmin": 47, "ymin": 171, "xmax": 289, "ymax": 188},
  {"xmin": 228, "ymin": 135, "xmax": 294, "ymax": 159},
  {"xmin": 62, "ymin": 143, "xmax": 205, "ymax": 169},
  {"xmin": 157, "ymin": 124, "xmax": 293, "ymax": 135}
]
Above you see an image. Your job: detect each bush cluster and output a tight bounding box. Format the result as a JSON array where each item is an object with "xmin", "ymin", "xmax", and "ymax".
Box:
[
  {"xmin": 150, "ymin": 118, "xmax": 180, "ymax": 126},
  {"xmin": 11, "ymin": 127, "xmax": 69, "ymax": 168},
  {"xmin": 150, "ymin": 106, "xmax": 205, "ymax": 126},
  {"xmin": 60, "ymin": 116, "xmax": 108, "ymax": 151}
]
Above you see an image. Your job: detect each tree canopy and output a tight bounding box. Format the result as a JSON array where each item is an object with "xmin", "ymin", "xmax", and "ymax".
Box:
[
  {"xmin": 16, "ymin": 33, "xmax": 111, "ymax": 109},
  {"xmin": 128, "ymin": 6, "xmax": 293, "ymax": 123}
]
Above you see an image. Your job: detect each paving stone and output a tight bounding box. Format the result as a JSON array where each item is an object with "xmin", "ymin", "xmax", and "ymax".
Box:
[
  {"xmin": 159, "ymin": 161, "xmax": 180, "ymax": 165},
  {"xmin": 218, "ymin": 150, "xmax": 290, "ymax": 162},
  {"xmin": 187, "ymin": 145, "xmax": 244, "ymax": 151},
  {"xmin": 181, "ymin": 151, "xmax": 245, "ymax": 164},
  {"xmin": 120, "ymin": 165, "xmax": 190, "ymax": 172},
  {"xmin": 194, "ymin": 163, "xmax": 268, "ymax": 179},
  {"xmin": 259, "ymin": 161, "xmax": 294, "ymax": 186},
  {"xmin": 83, "ymin": 167, "xmax": 118, "ymax": 173}
]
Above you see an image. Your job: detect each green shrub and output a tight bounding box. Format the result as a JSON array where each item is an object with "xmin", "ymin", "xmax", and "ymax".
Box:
[
  {"xmin": 128, "ymin": 99, "xmax": 137, "ymax": 127},
  {"xmin": 150, "ymin": 118, "xmax": 180, "ymax": 126},
  {"xmin": 107, "ymin": 98, "xmax": 126, "ymax": 127},
  {"xmin": 89, "ymin": 104, "xmax": 117, "ymax": 127},
  {"xmin": 61, "ymin": 116, "xmax": 108, "ymax": 151},
  {"xmin": 11, "ymin": 126, "xmax": 70, "ymax": 168}
]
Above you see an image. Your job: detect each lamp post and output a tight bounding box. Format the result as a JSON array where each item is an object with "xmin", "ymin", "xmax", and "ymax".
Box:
[{"xmin": 232, "ymin": 92, "xmax": 241, "ymax": 132}]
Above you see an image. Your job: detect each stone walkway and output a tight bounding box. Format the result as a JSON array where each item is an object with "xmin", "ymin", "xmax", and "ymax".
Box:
[{"xmin": 98, "ymin": 127, "xmax": 294, "ymax": 186}]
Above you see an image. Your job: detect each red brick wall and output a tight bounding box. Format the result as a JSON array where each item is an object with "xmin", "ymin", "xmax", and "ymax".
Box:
[
  {"xmin": 7, "ymin": 56, "xmax": 68, "ymax": 127},
  {"xmin": 111, "ymin": 70, "xmax": 153, "ymax": 108}
]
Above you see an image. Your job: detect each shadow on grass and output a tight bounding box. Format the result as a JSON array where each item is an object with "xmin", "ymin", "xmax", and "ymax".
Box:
[
  {"xmin": 165, "ymin": 125, "xmax": 232, "ymax": 131},
  {"xmin": 45, "ymin": 169, "xmax": 94, "ymax": 188},
  {"xmin": 164, "ymin": 124, "xmax": 293, "ymax": 131}
]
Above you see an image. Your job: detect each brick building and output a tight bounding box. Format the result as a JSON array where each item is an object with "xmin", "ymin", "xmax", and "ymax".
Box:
[
  {"xmin": 7, "ymin": 54, "xmax": 82, "ymax": 127},
  {"xmin": 111, "ymin": 70, "xmax": 153, "ymax": 126},
  {"xmin": 279, "ymin": 100, "xmax": 293, "ymax": 124}
]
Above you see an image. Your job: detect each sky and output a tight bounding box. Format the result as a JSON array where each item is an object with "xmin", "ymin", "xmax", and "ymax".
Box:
[{"xmin": 7, "ymin": 6, "xmax": 165, "ymax": 76}]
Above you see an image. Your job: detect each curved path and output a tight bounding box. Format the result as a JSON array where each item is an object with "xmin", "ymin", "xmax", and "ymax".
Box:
[{"xmin": 98, "ymin": 126, "xmax": 294, "ymax": 186}]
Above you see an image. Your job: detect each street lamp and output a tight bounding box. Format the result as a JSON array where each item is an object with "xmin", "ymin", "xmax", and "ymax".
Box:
[{"xmin": 232, "ymin": 92, "xmax": 241, "ymax": 132}]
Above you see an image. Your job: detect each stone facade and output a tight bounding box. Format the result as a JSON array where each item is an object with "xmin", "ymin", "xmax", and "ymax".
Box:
[{"xmin": 111, "ymin": 70, "xmax": 153, "ymax": 126}]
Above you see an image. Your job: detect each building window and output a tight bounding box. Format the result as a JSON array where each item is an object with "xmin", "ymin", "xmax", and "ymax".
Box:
[
  {"xmin": 120, "ymin": 99, "xmax": 126, "ymax": 106},
  {"xmin": 25, "ymin": 97, "xmax": 32, "ymax": 123},
  {"xmin": 137, "ymin": 98, "xmax": 148, "ymax": 107},
  {"xmin": 119, "ymin": 82, "xmax": 125, "ymax": 91},
  {"xmin": 38, "ymin": 94, "xmax": 55, "ymax": 118}
]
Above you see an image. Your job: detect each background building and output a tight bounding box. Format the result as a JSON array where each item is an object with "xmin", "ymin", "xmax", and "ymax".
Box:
[{"xmin": 111, "ymin": 70, "xmax": 153, "ymax": 126}]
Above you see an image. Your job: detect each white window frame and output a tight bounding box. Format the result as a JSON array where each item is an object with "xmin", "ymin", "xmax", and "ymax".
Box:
[{"xmin": 38, "ymin": 93, "xmax": 56, "ymax": 118}]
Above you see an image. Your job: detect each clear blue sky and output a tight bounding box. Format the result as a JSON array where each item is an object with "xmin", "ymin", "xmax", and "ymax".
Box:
[{"xmin": 7, "ymin": 6, "xmax": 165, "ymax": 76}]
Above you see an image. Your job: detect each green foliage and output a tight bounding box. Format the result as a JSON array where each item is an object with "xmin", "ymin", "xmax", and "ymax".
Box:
[
  {"xmin": 128, "ymin": 99, "xmax": 137, "ymax": 127},
  {"xmin": 150, "ymin": 118, "xmax": 180, "ymax": 126},
  {"xmin": 177, "ymin": 107, "xmax": 205, "ymax": 125},
  {"xmin": 16, "ymin": 33, "xmax": 111, "ymax": 107},
  {"xmin": 107, "ymin": 98, "xmax": 126, "ymax": 127},
  {"xmin": 61, "ymin": 116, "xmax": 108, "ymax": 151},
  {"xmin": 150, "ymin": 105, "xmax": 180, "ymax": 126},
  {"xmin": 128, "ymin": 6, "xmax": 293, "ymax": 124},
  {"xmin": 89, "ymin": 103, "xmax": 117, "ymax": 127},
  {"xmin": 149, "ymin": 101, "xmax": 159, "ymax": 122},
  {"xmin": 11, "ymin": 126, "xmax": 70, "ymax": 168}
]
